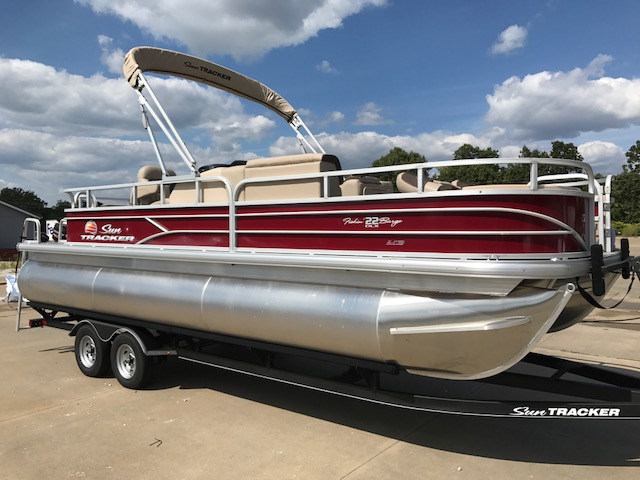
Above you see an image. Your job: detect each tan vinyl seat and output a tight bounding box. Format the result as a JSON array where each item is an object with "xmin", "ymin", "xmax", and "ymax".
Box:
[
  {"xmin": 451, "ymin": 179, "xmax": 474, "ymax": 188},
  {"xmin": 132, "ymin": 166, "xmax": 175, "ymax": 205},
  {"xmin": 166, "ymin": 164, "xmax": 247, "ymax": 205},
  {"xmin": 460, "ymin": 183, "xmax": 531, "ymax": 190},
  {"xmin": 201, "ymin": 164, "xmax": 247, "ymax": 202},
  {"xmin": 460, "ymin": 183, "xmax": 579, "ymax": 191},
  {"xmin": 242, "ymin": 153, "xmax": 342, "ymax": 201},
  {"xmin": 340, "ymin": 176, "xmax": 394, "ymax": 196},
  {"xmin": 448, "ymin": 178, "xmax": 580, "ymax": 191},
  {"xmin": 396, "ymin": 171, "xmax": 459, "ymax": 193},
  {"xmin": 166, "ymin": 154, "xmax": 343, "ymax": 204},
  {"xmin": 166, "ymin": 181, "xmax": 200, "ymax": 204}
]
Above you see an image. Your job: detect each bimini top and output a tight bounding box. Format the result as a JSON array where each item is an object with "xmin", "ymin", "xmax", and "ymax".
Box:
[{"xmin": 123, "ymin": 46, "xmax": 297, "ymax": 122}]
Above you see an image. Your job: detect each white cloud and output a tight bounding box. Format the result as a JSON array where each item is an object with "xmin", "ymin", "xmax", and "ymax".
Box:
[
  {"xmin": 491, "ymin": 25, "xmax": 527, "ymax": 55},
  {"xmin": 327, "ymin": 111, "xmax": 345, "ymax": 123},
  {"xmin": 0, "ymin": 48, "xmax": 502, "ymax": 204},
  {"xmin": 0, "ymin": 129, "xmax": 153, "ymax": 203},
  {"xmin": 0, "ymin": 55, "xmax": 278, "ymax": 139},
  {"xmin": 578, "ymin": 140, "xmax": 625, "ymax": 174},
  {"xmin": 0, "ymin": 126, "xmax": 273, "ymax": 204},
  {"xmin": 2, "ymin": 46, "xmax": 635, "ymax": 205},
  {"xmin": 316, "ymin": 60, "xmax": 338, "ymax": 74},
  {"xmin": 76, "ymin": 0, "xmax": 388, "ymax": 59},
  {"xmin": 0, "ymin": 57, "xmax": 142, "ymax": 137},
  {"xmin": 98, "ymin": 35, "xmax": 125, "ymax": 75},
  {"xmin": 298, "ymin": 108, "xmax": 345, "ymax": 128},
  {"xmin": 269, "ymin": 130, "xmax": 495, "ymax": 169},
  {"xmin": 206, "ymin": 115, "xmax": 276, "ymax": 153},
  {"xmin": 498, "ymin": 145, "xmax": 522, "ymax": 158},
  {"xmin": 485, "ymin": 55, "xmax": 640, "ymax": 141},
  {"xmin": 0, "ymin": 55, "xmax": 279, "ymax": 203},
  {"xmin": 355, "ymin": 102, "xmax": 388, "ymax": 126}
]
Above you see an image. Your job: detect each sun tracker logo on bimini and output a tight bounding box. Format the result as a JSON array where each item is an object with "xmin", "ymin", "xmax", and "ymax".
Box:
[
  {"xmin": 511, "ymin": 406, "xmax": 621, "ymax": 417},
  {"xmin": 183, "ymin": 61, "xmax": 231, "ymax": 81}
]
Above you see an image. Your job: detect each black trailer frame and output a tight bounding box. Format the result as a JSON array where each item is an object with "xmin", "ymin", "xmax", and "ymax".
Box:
[{"xmin": 24, "ymin": 301, "xmax": 640, "ymax": 420}]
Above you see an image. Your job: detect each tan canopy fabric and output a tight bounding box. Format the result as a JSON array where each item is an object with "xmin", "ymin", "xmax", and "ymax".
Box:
[{"xmin": 123, "ymin": 47, "xmax": 297, "ymax": 122}]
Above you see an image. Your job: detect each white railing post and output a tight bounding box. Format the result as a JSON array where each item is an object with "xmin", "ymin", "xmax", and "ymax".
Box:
[
  {"xmin": 417, "ymin": 168, "xmax": 424, "ymax": 193},
  {"xmin": 529, "ymin": 161, "xmax": 538, "ymax": 190},
  {"xmin": 604, "ymin": 175, "xmax": 613, "ymax": 253}
]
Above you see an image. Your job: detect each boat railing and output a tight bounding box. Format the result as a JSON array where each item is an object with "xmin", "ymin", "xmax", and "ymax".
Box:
[
  {"xmin": 64, "ymin": 175, "xmax": 235, "ymax": 207},
  {"xmin": 20, "ymin": 218, "xmax": 42, "ymax": 245},
  {"xmin": 18, "ymin": 217, "xmax": 42, "ymax": 265},
  {"xmin": 62, "ymin": 156, "xmax": 609, "ymax": 253},
  {"xmin": 64, "ymin": 156, "xmax": 595, "ymax": 201},
  {"xmin": 533, "ymin": 172, "xmax": 613, "ymax": 252}
]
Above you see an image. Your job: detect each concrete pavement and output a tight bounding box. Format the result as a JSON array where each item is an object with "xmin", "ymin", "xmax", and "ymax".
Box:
[
  {"xmin": 537, "ymin": 237, "xmax": 640, "ymax": 370},
  {"xmin": 1, "ymin": 242, "xmax": 640, "ymax": 479}
]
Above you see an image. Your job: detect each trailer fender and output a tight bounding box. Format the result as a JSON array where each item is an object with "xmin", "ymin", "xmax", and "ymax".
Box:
[{"xmin": 69, "ymin": 320, "xmax": 177, "ymax": 357}]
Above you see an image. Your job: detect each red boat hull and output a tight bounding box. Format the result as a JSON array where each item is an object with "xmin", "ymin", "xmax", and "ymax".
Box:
[{"xmin": 64, "ymin": 193, "xmax": 590, "ymax": 256}]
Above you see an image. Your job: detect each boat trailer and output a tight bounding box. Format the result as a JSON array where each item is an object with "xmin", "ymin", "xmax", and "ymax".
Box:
[{"xmin": 23, "ymin": 300, "xmax": 640, "ymax": 420}]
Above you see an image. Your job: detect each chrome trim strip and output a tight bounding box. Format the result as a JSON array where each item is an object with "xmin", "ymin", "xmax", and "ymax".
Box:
[
  {"xmin": 17, "ymin": 242, "xmax": 596, "ymax": 281},
  {"xmin": 136, "ymin": 230, "xmax": 229, "ymax": 245},
  {"xmin": 236, "ymin": 229, "xmax": 572, "ymax": 237},
  {"xmin": 389, "ymin": 316, "xmax": 532, "ymax": 335},
  {"xmin": 238, "ymin": 206, "xmax": 587, "ymax": 250},
  {"xmin": 408, "ymin": 283, "xmax": 577, "ymax": 380},
  {"xmin": 67, "ymin": 213, "xmax": 229, "ymax": 220},
  {"xmin": 145, "ymin": 217, "xmax": 169, "ymax": 232}
]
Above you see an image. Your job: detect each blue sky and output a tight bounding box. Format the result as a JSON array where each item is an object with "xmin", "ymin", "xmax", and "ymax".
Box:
[{"xmin": 1, "ymin": 0, "xmax": 639, "ymax": 204}]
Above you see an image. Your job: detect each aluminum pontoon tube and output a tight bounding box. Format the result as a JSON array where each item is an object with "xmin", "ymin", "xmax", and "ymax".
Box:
[{"xmin": 18, "ymin": 259, "xmax": 573, "ymax": 380}]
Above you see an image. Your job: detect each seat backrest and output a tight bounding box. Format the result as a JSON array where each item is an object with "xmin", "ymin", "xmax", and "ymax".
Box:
[
  {"xmin": 165, "ymin": 154, "xmax": 343, "ymax": 204},
  {"xmin": 133, "ymin": 166, "xmax": 175, "ymax": 205},
  {"xmin": 340, "ymin": 176, "xmax": 393, "ymax": 196},
  {"xmin": 166, "ymin": 181, "xmax": 199, "ymax": 204},
  {"xmin": 201, "ymin": 164, "xmax": 246, "ymax": 202},
  {"xmin": 396, "ymin": 171, "xmax": 459, "ymax": 193},
  {"xmin": 242, "ymin": 153, "xmax": 342, "ymax": 201},
  {"xmin": 167, "ymin": 164, "xmax": 248, "ymax": 205}
]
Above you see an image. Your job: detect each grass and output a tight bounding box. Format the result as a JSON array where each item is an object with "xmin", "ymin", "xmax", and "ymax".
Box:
[
  {"xmin": 613, "ymin": 221, "xmax": 640, "ymax": 237},
  {"xmin": 0, "ymin": 258, "xmax": 21, "ymax": 271}
]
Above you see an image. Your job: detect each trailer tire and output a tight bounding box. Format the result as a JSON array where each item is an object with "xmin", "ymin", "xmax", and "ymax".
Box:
[
  {"xmin": 111, "ymin": 332, "xmax": 149, "ymax": 389},
  {"xmin": 74, "ymin": 325, "xmax": 111, "ymax": 377}
]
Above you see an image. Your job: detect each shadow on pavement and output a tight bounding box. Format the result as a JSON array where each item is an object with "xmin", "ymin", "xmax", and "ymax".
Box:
[{"xmin": 138, "ymin": 355, "xmax": 640, "ymax": 467}]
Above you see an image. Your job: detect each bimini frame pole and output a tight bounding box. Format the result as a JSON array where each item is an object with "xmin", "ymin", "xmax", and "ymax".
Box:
[
  {"xmin": 136, "ymin": 73, "xmax": 198, "ymax": 173},
  {"xmin": 139, "ymin": 101, "xmax": 168, "ymax": 175},
  {"xmin": 289, "ymin": 114, "xmax": 325, "ymax": 154}
]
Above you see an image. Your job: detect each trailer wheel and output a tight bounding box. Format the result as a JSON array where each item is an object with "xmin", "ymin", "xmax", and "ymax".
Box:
[
  {"xmin": 111, "ymin": 332, "xmax": 149, "ymax": 389},
  {"xmin": 75, "ymin": 325, "xmax": 111, "ymax": 377}
]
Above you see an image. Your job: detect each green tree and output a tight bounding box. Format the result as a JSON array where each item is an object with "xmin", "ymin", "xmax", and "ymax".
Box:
[
  {"xmin": 501, "ymin": 145, "xmax": 550, "ymax": 183},
  {"xmin": 502, "ymin": 142, "xmax": 584, "ymax": 183},
  {"xmin": 437, "ymin": 144, "xmax": 500, "ymax": 184},
  {"xmin": 45, "ymin": 200, "xmax": 71, "ymax": 220},
  {"xmin": 0, "ymin": 187, "xmax": 47, "ymax": 217},
  {"xmin": 623, "ymin": 140, "xmax": 640, "ymax": 173},
  {"xmin": 520, "ymin": 145, "xmax": 550, "ymax": 158},
  {"xmin": 549, "ymin": 140, "xmax": 584, "ymax": 162},
  {"xmin": 540, "ymin": 140, "xmax": 584, "ymax": 177},
  {"xmin": 452, "ymin": 144, "xmax": 500, "ymax": 161},
  {"xmin": 371, "ymin": 147, "xmax": 427, "ymax": 184},
  {"xmin": 612, "ymin": 141, "xmax": 640, "ymax": 223}
]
